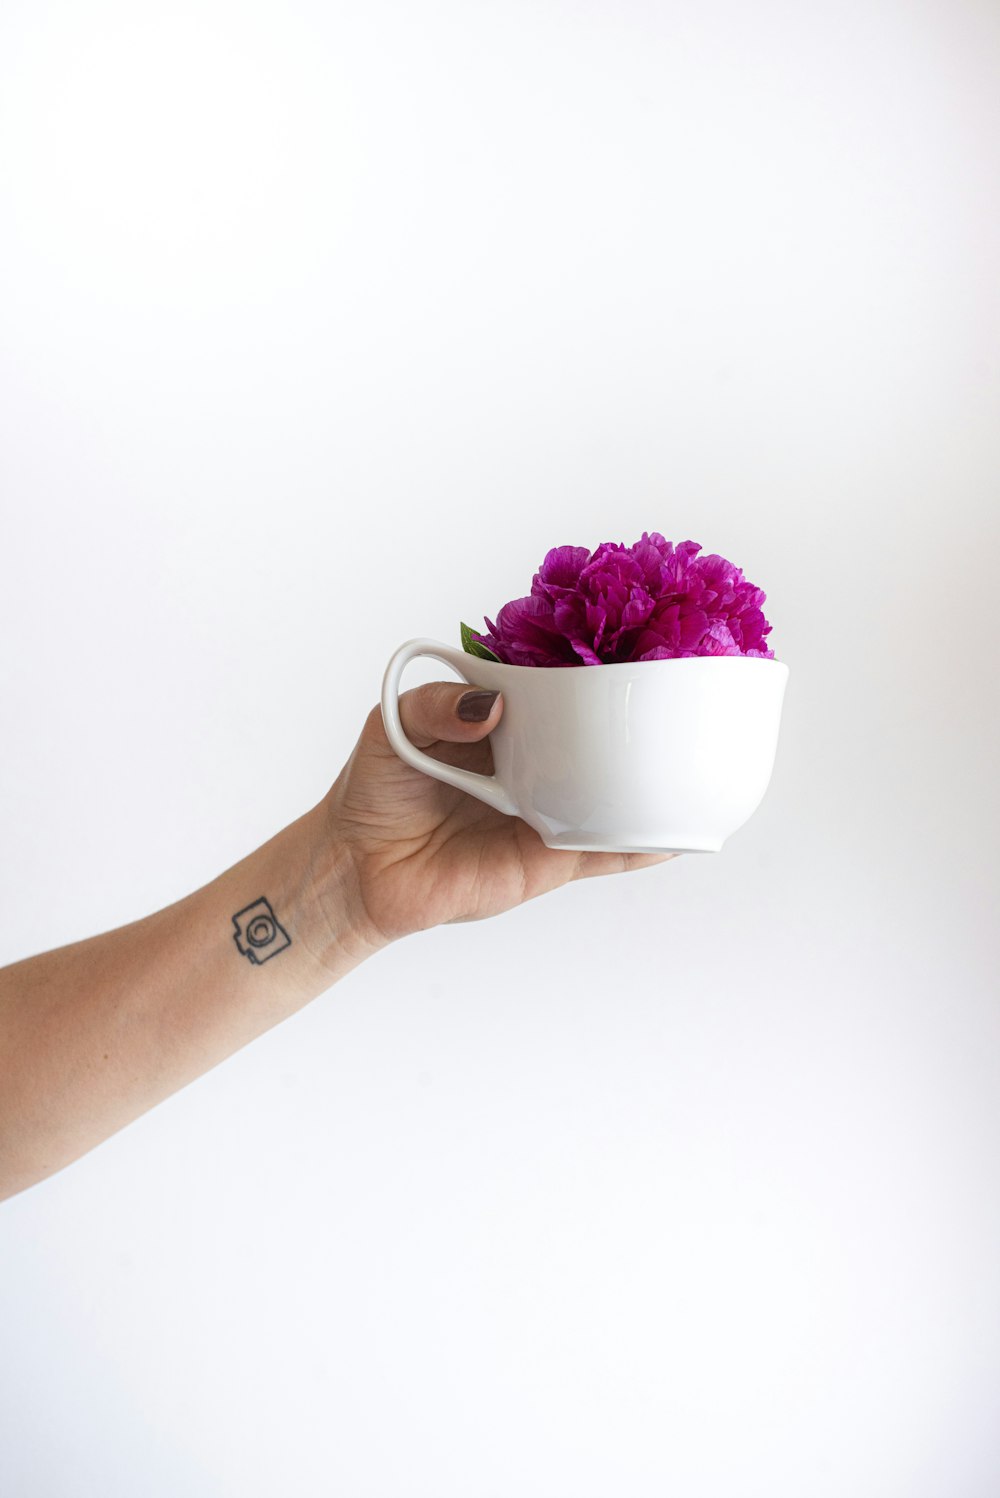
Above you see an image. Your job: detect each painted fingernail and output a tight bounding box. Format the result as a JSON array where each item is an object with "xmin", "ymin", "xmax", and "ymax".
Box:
[{"xmin": 457, "ymin": 689, "xmax": 500, "ymax": 722}]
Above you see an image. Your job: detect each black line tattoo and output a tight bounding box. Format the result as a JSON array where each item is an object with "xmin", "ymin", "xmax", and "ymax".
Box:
[{"xmin": 232, "ymin": 896, "xmax": 292, "ymax": 965}]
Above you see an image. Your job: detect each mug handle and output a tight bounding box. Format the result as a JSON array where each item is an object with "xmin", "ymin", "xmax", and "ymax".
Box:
[{"xmin": 380, "ymin": 638, "xmax": 521, "ymax": 818}]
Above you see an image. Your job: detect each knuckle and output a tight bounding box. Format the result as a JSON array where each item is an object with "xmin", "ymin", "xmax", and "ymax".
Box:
[
  {"xmin": 397, "ymin": 681, "xmax": 453, "ymax": 747},
  {"xmin": 416, "ymin": 680, "xmax": 459, "ymax": 720},
  {"xmin": 363, "ymin": 702, "xmax": 387, "ymax": 740}
]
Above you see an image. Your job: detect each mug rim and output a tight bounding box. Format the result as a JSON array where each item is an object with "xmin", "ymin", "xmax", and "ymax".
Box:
[{"xmin": 465, "ymin": 653, "xmax": 788, "ymax": 674}]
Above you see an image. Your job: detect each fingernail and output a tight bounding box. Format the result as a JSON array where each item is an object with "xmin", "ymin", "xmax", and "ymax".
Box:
[{"xmin": 457, "ymin": 689, "xmax": 500, "ymax": 722}]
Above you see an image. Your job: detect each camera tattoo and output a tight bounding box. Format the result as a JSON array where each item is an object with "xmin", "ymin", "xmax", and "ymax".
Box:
[{"xmin": 232, "ymin": 896, "xmax": 292, "ymax": 965}]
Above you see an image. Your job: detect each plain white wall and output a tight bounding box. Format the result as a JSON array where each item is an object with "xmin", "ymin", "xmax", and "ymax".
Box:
[{"xmin": 2, "ymin": 1, "xmax": 999, "ymax": 1493}]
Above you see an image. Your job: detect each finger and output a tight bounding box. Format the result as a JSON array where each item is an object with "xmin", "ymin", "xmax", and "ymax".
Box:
[
  {"xmin": 572, "ymin": 850, "xmax": 681, "ymax": 880},
  {"xmin": 398, "ymin": 681, "xmax": 503, "ymax": 749},
  {"xmin": 425, "ymin": 735, "xmax": 495, "ymax": 777}
]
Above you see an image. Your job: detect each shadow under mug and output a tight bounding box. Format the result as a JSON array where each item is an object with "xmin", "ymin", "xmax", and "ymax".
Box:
[{"xmin": 381, "ymin": 638, "xmax": 790, "ymax": 854}]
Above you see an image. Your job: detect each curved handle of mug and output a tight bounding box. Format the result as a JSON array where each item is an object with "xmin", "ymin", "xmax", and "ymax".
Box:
[{"xmin": 380, "ymin": 638, "xmax": 521, "ymax": 818}]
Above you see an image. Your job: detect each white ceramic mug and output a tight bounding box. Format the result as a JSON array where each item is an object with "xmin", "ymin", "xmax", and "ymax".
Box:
[{"xmin": 381, "ymin": 639, "xmax": 790, "ymax": 854}]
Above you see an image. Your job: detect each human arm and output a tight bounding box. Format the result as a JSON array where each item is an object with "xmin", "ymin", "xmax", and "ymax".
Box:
[{"xmin": 0, "ymin": 681, "xmax": 675, "ymax": 1200}]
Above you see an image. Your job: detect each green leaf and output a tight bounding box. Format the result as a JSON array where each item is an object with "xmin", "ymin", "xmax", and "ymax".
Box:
[{"xmin": 460, "ymin": 620, "xmax": 501, "ymax": 662}]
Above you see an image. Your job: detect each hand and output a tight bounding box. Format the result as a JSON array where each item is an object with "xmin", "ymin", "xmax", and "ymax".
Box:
[{"xmin": 321, "ymin": 681, "xmax": 678, "ymax": 946}]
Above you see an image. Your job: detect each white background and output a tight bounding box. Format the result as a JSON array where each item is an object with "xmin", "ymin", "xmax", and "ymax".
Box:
[{"xmin": 2, "ymin": 1, "xmax": 999, "ymax": 1493}]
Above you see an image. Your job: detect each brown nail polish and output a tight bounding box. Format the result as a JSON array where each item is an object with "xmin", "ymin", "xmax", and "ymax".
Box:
[{"xmin": 457, "ymin": 689, "xmax": 500, "ymax": 722}]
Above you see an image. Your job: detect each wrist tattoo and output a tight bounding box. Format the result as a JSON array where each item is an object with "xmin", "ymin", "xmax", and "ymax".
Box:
[{"xmin": 232, "ymin": 896, "xmax": 292, "ymax": 965}]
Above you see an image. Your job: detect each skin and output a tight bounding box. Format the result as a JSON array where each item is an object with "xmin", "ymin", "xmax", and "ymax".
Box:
[{"xmin": 0, "ymin": 682, "xmax": 676, "ymax": 1201}]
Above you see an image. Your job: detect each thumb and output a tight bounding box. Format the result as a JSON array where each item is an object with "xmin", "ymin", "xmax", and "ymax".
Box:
[{"xmin": 398, "ymin": 681, "xmax": 503, "ymax": 749}]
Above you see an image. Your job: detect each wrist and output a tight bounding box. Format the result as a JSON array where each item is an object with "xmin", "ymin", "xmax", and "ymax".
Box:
[{"xmin": 298, "ymin": 801, "xmax": 391, "ymax": 976}]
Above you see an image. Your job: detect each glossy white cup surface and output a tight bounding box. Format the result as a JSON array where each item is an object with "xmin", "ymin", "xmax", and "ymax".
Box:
[{"xmin": 381, "ymin": 639, "xmax": 790, "ymax": 854}]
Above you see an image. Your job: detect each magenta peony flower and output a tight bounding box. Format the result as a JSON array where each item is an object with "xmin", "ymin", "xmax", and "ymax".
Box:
[{"xmin": 464, "ymin": 534, "xmax": 775, "ymax": 667}]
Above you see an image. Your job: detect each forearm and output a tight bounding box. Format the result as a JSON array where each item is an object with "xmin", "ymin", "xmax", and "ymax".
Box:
[{"xmin": 0, "ymin": 800, "xmax": 380, "ymax": 1200}]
